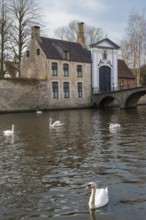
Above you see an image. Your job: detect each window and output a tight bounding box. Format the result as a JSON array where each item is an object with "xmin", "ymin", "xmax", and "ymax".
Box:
[
  {"xmin": 52, "ymin": 62, "xmax": 58, "ymax": 76},
  {"xmin": 103, "ymin": 50, "xmax": 107, "ymax": 59},
  {"xmin": 63, "ymin": 82, "xmax": 70, "ymax": 98},
  {"xmin": 77, "ymin": 82, "xmax": 83, "ymax": 98},
  {"xmin": 63, "ymin": 64, "xmax": 69, "ymax": 76},
  {"xmin": 52, "ymin": 82, "xmax": 59, "ymax": 98},
  {"xmin": 36, "ymin": 48, "xmax": 40, "ymax": 55},
  {"xmin": 63, "ymin": 51, "xmax": 69, "ymax": 59},
  {"xmin": 26, "ymin": 50, "xmax": 30, "ymax": 57},
  {"xmin": 77, "ymin": 65, "xmax": 82, "ymax": 77}
]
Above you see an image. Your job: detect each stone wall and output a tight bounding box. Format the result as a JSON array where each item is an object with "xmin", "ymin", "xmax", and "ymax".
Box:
[
  {"xmin": 0, "ymin": 79, "xmax": 49, "ymax": 112},
  {"xmin": 0, "ymin": 79, "xmax": 92, "ymax": 113}
]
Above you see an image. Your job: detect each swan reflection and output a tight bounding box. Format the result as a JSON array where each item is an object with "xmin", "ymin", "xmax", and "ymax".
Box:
[
  {"xmin": 4, "ymin": 134, "xmax": 14, "ymax": 144},
  {"xmin": 109, "ymin": 127, "xmax": 120, "ymax": 133},
  {"xmin": 89, "ymin": 209, "xmax": 96, "ymax": 220}
]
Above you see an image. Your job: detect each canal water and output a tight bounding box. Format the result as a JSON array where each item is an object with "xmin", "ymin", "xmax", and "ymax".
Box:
[{"xmin": 0, "ymin": 107, "xmax": 146, "ymax": 220}]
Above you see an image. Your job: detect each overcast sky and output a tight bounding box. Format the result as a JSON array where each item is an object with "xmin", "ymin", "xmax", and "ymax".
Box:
[{"xmin": 38, "ymin": 0, "xmax": 146, "ymax": 44}]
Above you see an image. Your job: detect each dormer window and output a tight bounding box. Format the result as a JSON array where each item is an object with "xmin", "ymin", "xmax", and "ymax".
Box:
[
  {"xmin": 103, "ymin": 50, "xmax": 107, "ymax": 60},
  {"xmin": 63, "ymin": 50, "xmax": 69, "ymax": 59}
]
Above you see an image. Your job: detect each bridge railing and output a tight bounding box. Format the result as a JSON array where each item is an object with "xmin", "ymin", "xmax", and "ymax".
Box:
[{"xmin": 93, "ymin": 81, "xmax": 138, "ymax": 94}]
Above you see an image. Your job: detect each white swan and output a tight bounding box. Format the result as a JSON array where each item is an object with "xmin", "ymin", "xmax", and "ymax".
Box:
[
  {"xmin": 109, "ymin": 123, "xmax": 121, "ymax": 129},
  {"xmin": 36, "ymin": 108, "xmax": 42, "ymax": 114},
  {"xmin": 49, "ymin": 118, "xmax": 63, "ymax": 128},
  {"xmin": 3, "ymin": 125, "xmax": 15, "ymax": 135},
  {"xmin": 85, "ymin": 182, "xmax": 109, "ymax": 209}
]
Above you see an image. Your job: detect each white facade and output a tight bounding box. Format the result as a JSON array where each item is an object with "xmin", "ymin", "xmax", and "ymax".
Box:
[{"xmin": 90, "ymin": 38, "xmax": 120, "ymax": 93}]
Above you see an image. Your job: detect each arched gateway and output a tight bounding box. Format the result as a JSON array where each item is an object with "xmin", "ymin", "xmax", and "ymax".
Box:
[{"xmin": 99, "ymin": 66, "xmax": 111, "ymax": 92}]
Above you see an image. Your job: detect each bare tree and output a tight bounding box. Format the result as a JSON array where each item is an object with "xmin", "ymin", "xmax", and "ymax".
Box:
[
  {"xmin": 9, "ymin": 0, "xmax": 43, "ymax": 76},
  {"xmin": 120, "ymin": 39, "xmax": 132, "ymax": 67},
  {"xmin": 54, "ymin": 20, "xmax": 106, "ymax": 46},
  {"xmin": 54, "ymin": 21, "xmax": 78, "ymax": 42},
  {"xmin": 121, "ymin": 10, "xmax": 146, "ymax": 86},
  {"xmin": 0, "ymin": 0, "xmax": 12, "ymax": 78},
  {"xmin": 84, "ymin": 24, "xmax": 106, "ymax": 45},
  {"xmin": 54, "ymin": 26, "xmax": 68, "ymax": 41}
]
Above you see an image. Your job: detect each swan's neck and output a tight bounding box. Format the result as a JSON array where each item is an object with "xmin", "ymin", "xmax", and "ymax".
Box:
[
  {"xmin": 49, "ymin": 119, "xmax": 52, "ymax": 127},
  {"xmin": 12, "ymin": 126, "xmax": 14, "ymax": 132},
  {"xmin": 89, "ymin": 187, "xmax": 96, "ymax": 209}
]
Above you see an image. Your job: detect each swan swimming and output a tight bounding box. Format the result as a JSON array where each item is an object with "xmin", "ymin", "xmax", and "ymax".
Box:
[
  {"xmin": 49, "ymin": 118, "xmax": 63, "ymax": 128},
  {"xmin": 109, "ymin": 123, "xmax": 121, "ymax": 129},
  {"xmin": 85, "ymin": 182, "xmax": 109, "ymax": 209},
  {"xmin": 3, "ymin": 125, "xmax": 15, "ymax": 135},
  {"xmin": 36, "ymin": 108, "xmax": 42, "ymax": 114}
]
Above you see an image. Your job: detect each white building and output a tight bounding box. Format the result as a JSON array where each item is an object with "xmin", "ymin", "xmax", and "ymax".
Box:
[{"xmin": 90, "ymin": 38, "xmax": 120, "ymax": 93}]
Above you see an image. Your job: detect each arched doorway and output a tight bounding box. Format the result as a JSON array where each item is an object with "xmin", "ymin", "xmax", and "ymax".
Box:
[{"xmin": 99, "ymin": 66, "xmax": 111, "ymax": 92}]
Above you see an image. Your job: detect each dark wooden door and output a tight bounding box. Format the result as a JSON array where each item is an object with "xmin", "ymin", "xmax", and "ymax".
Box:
[{"xmin": 99, "ymin": 66, "xmax": 111, "ymax": 92}]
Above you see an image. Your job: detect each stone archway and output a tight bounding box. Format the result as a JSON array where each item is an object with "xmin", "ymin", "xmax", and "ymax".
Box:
[{"xmin": 99, "ymin": 66, "xmax": 111, "ymax": 92}]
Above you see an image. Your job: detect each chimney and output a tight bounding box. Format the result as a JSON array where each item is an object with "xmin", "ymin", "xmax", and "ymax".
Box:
[
  {"xmin": 31, "ymin": 26, "xmax": 40, "ymax": 39},
  {"xmin": 77, "ymin": 22, "xmax": 85, "ymax": 46}
]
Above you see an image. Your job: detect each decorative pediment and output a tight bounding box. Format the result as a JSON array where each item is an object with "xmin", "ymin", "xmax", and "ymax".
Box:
[{"xmin": 90, "ymin": 38, "xmax": 120, "ymax": 50}]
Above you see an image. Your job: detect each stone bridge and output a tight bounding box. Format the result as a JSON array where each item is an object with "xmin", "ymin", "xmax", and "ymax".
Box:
[{"xmin": 92, "ymin": 87, "xmax": 146, "ymax": 109}]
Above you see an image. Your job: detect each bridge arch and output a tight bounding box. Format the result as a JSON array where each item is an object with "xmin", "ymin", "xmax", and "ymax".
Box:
[
  {"xmin": 93, "ymin": 87, "xmax": 146, "ymax": 109},
  {"xmin": 124, "ymin": 90, "xmax": 146, "ymax": 108},
  {"xmin": 99, "ymin": 95, "xmax": 120, "ymax": 108}
]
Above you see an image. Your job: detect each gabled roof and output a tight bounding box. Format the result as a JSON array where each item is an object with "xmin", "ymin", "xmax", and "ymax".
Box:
[
  {"xmin": 37, "ymin": 37, "xmax": 91, "ymax": 63},
  {"xmin": 90, "ymin": 38, "xmax": 120, "ymax": 50},
  {"xmin": 118, "ymin": 59, "xmax": 135, "ymax": 79}
]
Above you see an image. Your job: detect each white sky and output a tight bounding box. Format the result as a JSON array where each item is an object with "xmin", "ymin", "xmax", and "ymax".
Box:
[{"xmin": 37, "ymin": 0, "xmax": 146, "ymax": 44}]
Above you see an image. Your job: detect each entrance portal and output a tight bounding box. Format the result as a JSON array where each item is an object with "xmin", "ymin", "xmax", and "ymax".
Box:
[{"xmin": 99, "ymin": 66, "xmax": 111, "ymax": 92}]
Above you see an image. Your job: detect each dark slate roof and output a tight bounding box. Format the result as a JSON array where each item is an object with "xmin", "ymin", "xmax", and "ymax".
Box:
[
  {"xmin": 37, "ymin": 37, "xmax": 91, "ymax": 63},
  {"xmin": 90, "ymin": 38, "xmax": 120, "ymax": 49},
  {"xmin": 118, "ymin": 59, "xmax": 135, "ymax": 79}
]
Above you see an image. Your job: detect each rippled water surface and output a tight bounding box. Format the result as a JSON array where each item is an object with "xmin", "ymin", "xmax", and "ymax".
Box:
[{"xmin": 0, "ymin": 107, "xmax": 146, "ymax": 220}]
